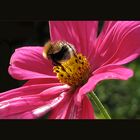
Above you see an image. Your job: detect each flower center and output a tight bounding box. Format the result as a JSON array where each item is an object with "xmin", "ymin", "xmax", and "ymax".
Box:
[
  {"xmin": 43, "ymin": 41, "xmax": 91, "ymax": 87},
  {"xmin": 53, "ymin": 53, "xmax": 90, "ymax": 87}
]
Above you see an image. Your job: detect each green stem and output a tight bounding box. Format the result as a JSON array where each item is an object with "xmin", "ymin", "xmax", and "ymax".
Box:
[{"xmin": 88, "ymin": 91, "xmax": 111, "ymax": 119}]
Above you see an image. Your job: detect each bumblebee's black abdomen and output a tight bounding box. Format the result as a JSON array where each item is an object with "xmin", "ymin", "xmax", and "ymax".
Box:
[{"xmin": 50, "ymin": 46, "xmax": 71, "ymax": 63}]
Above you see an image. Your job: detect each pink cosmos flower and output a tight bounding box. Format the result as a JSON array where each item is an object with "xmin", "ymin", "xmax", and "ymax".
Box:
[{"xmin": 0, "ymin": 21, "xmax": 140, "ymax": 119}]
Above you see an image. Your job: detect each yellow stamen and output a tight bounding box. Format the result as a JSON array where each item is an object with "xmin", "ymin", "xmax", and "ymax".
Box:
[{"xmin": 53, "ymin": 54, "xmax": 90, "ymax": 87}]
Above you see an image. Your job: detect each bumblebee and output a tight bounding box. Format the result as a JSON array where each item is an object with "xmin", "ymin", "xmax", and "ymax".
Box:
[{"xmin": 43, "ymin": 41, "xmax": 77, "ymax": 65}]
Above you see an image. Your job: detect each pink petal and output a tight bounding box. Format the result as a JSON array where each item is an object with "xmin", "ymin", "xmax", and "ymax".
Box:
[
  {"xmin": 0, "ymin": 83, "xmax": 61, "ymax": 102},
  {"xmin": 91, "ymin": 21, "xmax": 140, "ymax": 70},
  {"xmin": 80, "ymin": 96, "xmax": 95, "ymax": 119},
  {"xmin": 0, "ymin": 83, "xmax": 70, "ymax": 118},
  {"xmin": 88, "ymin": 21, "xmax": 117, "ymax": 64},
  {"xmin": 40, "ymin": 84, "xmax": 70, "ymax": 99},
  {"xmin": 98, "ymin": 21, "xmax": 117, "ymax": 37},
  {"xmin": 23, "ymin": 78, "xmax": 59, "ymax": 86},
  {"xmin": 49, "ymin": 89, "xmax": 94, "ymax": 119},
  {"xmin": 49, "ymin": 21, "xmax": 98, "ymax": 58},
  {"xmin": 76, "ymin": 65, "xmax": 133, "ymax": 104},
  {"xmin": 30, "ymin": 92, "xmax": 67, "ymax": 119},
  {"xmin": 0, "ymin": 95, "xmax": 47, "ymax": 117},
  {"xmin": 1, "ymin": 92, "xmax": 67, "ymax": 119},
  {"xmin": 8, "ymin": 47, "xmax": 56, "ymax": 80},
  {"xmin": 94, "ymin": 21, "xmax": 117, "ymax": 50},
  {"xmin": 48, "ymin": 91, "xmax": 73, "ymax": 119}
]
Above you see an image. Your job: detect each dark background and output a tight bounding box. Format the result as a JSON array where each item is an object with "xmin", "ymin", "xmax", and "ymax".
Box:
[{"xmin": 0, "ymin": 21, "xmax": 50, "ymax": 92}]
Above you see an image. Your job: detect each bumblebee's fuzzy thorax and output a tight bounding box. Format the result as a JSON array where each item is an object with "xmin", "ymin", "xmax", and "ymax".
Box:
[{"xmin": 43, "ymin": 41, "xmax": 76, "ymax": 65}]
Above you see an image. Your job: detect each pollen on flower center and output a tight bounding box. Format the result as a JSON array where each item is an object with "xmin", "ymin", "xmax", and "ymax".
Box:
[
  {"xmin": 43, "ymin": 40, "xmax": 91, "ymax": 87},
  {"xmin": 53, "ymin": 54, "xmax": 90, "ymax": 87}
]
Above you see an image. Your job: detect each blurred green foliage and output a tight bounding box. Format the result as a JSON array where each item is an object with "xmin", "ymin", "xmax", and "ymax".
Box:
[{"xmin": 91, "ymin": 59, "xmax": 140, "ymax": 119}]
